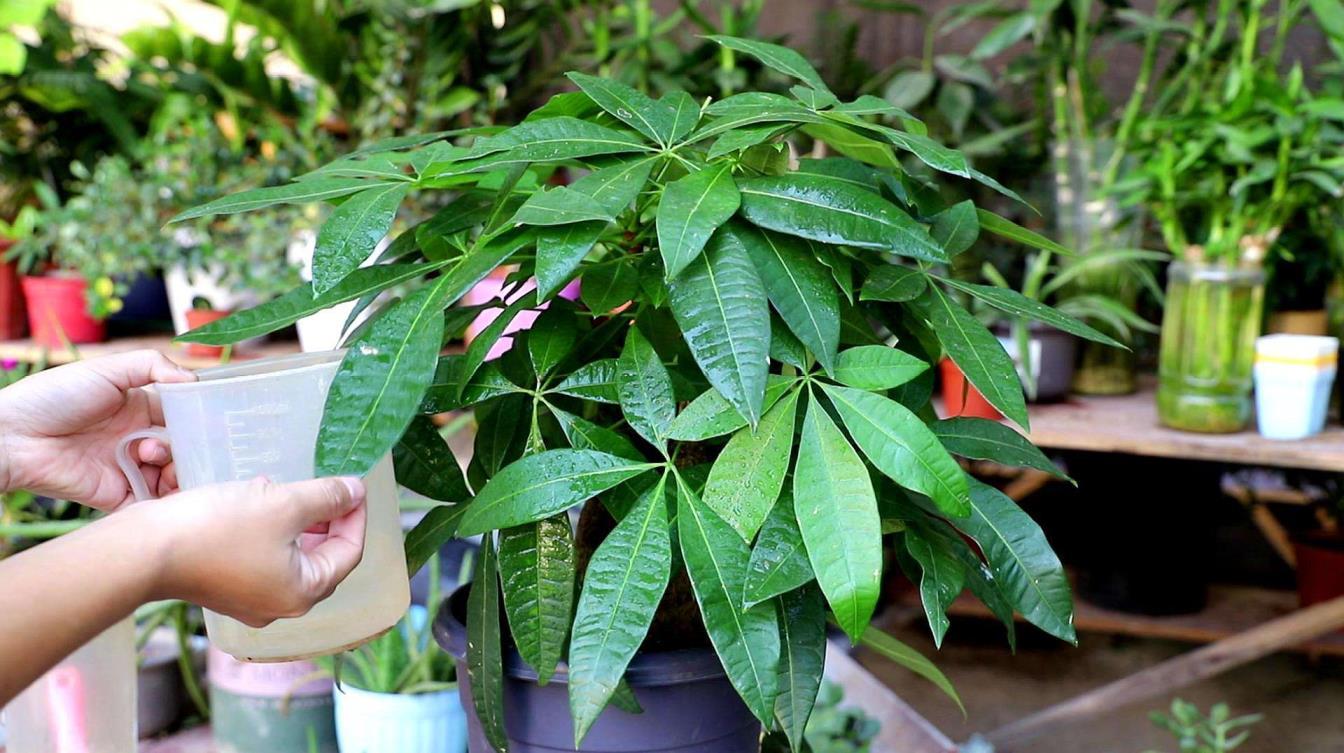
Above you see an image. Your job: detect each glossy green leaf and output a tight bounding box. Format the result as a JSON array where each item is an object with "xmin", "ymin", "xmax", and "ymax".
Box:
[
  {"xmin": 499, "ymin": 515, "xmax": 575, "ymax": 685},
  {"xmin": 791, "ymin": 85, "xmax": 839, "ymax": 110},
  {"xmin": 801, "ymin": 122, "xmax": 900, "ymax": 169},
  {"xmin": 459, "ymin": 116, "xmax": 652, "ymax": 162},
  {"xmin": 170, "ymin": 178, "xmax": 377, "ymax": 222},
  {"xmin": 616, "ymin": 326, "xmax": 677, "ymax": 447},
  {"xmin": 770, "ymin": 321, "xmax": 809, "ymax": 370},
  {"xmin": 404, "ymin": 503, "xmax": 470, "ymax": 576},
  {"xmin": 535, "ymin": 222, "xmax": 605, "ymax": 301},
  {"xmin": 668, "ymin": 226, "xmax": 771, "ymax": 428},
  {"xmin": 568, "ymin": 72, "xmax": 679, "ymax": 145},
  {"xmin": 551, "ymin": 359, "xmax": 620, "ymax": 403},
  {"xmin": 527, "ymin": 307, "xmax": 577, "ymax": 378},
  {"xmin": 551, "ymin": 407, "xmax": 643, "ymax": 461},
  {"xmin": 708, "ymin": 123, "xmax": 794, "ymax": 159},
  {"xmin": 930, "ymin": 200, "xmax": 980, "ymax": 256},
  {"xmin": 457, "ymin": 450, "xmax": 657, "ymax": 535},
  {"xmin": 737, "ymin": 227, "xmax": 840, "ymax": 373},
  {"xmin": 580, "ymin": 260, "xmax": 639, "ymax": 315},
  {"xmin": 570, "ymin": 156, "xmax": 659, "ymax": 215},
  {"xmin": 884, "ymin": 71, "xmax": 936, "ymax": 110},
  {"xmin": 904, "ymin": 528, "xmax": 967, "ymax": 648},
  {"xmin": 467, "ymin": 536, "xmax": 509, "ymax": 752},
  {"xmin": 939, "ymin": 278, "xmax": 1124, "ymax": 347},
  {"xmin": 970, "ymin": 12, "xmax": 1036, "ymax": 60},
  {"xmin": 511, "ymin": 187, "xmax": 614, "ymax": 226},
  {"xmin": 568, "ymin": 477, "xmax": 672, "ymax": 744},
  {"xmin": 677, "ymin": 474, "xmax": 781, "ymax": 725},
  {"xmin": 743, "ymin": 491, "xmax": 815, "ymax": 608},
  {"xmin": 956, "ymin": 478, "xmax": 1075, "ymax": 643},
  {"xmin": 793, "ymin": 394, "xmax": 881, "ymax": 642},
  {"xmin": 667, "ymin": 375, "xmax": 797, "ymax": 441},
  {"xmin": 178, "ymin": 262, "xmax": 439, "ymax": 345},
  {"xmin": 909, "ymin": 285, "xmax": 1029, "ymax": 428},
  {"xmin": 393, "ymin": 415, "xmax": 470, "ymax": 502},
  {"xmin": 661, "ymin": 90, "xmax": 701, "ymax": 142},
  {"xmin": 821, "ymin": 384, "xmax": 970, "ymax": 518},
  {"xmin": 859, "ymin": 265, "xmax": 928, "ymax": 303},
  {"xmin": 775, "ymin": 584, "xmax": 827, "ymax": 753},
  {"xmin": 316, "ymin": 281, "xmax": 447, "ymax": 477},
  {"xmin": 932, "ymin": 417, "xmax": 1070, "ymax": 481},
  {"xmin": 831, "ymin": 345, "xmax": 929, "ymax": 391},
  {"xmin": 703, "ymin": 390, "xmax": 800, "ymax": 541},
  {"xmin": 458, "ymin": 292, "xmax": 537, "ymax": 397},
  {"xmin": 737, "ymin": 175, "xmax": 946, "ymax": 263},
  {"xmin": 420, "ymin": 359, "xmax": 523, "ymax": 413},
  {"xmin": 689, "ymin": 96, "xmax": 824, "ymax": 142},
  {"xmin": 311, "ymin": 183, "xmax": 409, "ymax": 295},
  {"xmin": 657, "ymin": 163, "xmax": 741, "ymax": 279},
  {"xmin": 609, "ymin": 680, "xmax": 643, "ymax": 715},
  {"xmin": 707, "ymin": 35, "xmax": 832, "ymax": 95},
  {"xmin": 858, "ymin": 626, "xmax": 963, "ymax": 713},
  {"xmin": 976, "ymin": 209, "xmax": 1072, "ymax": 256}
]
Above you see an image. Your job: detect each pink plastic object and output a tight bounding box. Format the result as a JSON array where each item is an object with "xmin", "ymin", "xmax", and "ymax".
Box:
[
  {"xmin": 46, "ymin": 668, "xmax": 91, "ymax": 753},
  {"xmin": 463, "ymin": 270, "xmax": 581, "ymax": 360}
]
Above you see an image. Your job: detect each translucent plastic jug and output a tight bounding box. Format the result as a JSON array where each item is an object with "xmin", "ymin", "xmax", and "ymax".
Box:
[
  {"xmin": 3, "ymin": 618, "xmax": 136, "ymax": 753},
  {"xmin": 116, "ymin": 351, "xmax": 409, "ymax": 661}
]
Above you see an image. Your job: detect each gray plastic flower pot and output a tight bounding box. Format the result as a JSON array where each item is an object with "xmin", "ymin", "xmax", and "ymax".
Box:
[{"xmin": 434, "ymin": 586, "xmax": 762, "ymax": 753}]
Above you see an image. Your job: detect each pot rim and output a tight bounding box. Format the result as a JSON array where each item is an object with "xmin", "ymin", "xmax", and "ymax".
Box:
[
  {"xmin": 434, "ymin": 586, "xmax": 729, "ymax": 687},
  {"xmin": 333, "ymin": 683, "xmax": 461, "ymax": 701}
]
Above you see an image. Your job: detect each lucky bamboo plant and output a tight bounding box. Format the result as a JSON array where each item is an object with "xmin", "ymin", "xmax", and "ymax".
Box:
[{"xmin": 175, "ymin": 37, "xmax": 1108, "ymax": 751}]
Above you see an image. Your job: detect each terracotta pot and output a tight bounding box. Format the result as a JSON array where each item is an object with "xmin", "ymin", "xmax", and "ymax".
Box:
[
  {"xmin": 939, "ymin": 358, "xmax": 1003, "ymax": 420},
  {"xmin": 1294, "ymin": 533, "xmax": 1344, "ymax": 610},
  {"xmin": 0, "ymin": 239, "xmax": 27, "ymax": 339},
  {"xmin": 183, "ymin": 309, "xmax": 233, "ymax": 358},
  {"xmin": 20, "ymin": 274, "xmax": 104, "ymax": 348}
]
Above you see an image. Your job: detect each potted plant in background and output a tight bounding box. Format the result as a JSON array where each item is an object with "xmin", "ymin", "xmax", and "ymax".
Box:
[
  {"xmin": 0, "ymin": 206, "xmax": 36, "ymax": 340},
  {"xmin": 178, "ymin": 37, "xmax": 1114, "ymax": 752}
]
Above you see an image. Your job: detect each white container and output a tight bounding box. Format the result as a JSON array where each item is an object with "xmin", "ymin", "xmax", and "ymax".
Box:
[
  {"xmin": 114, "ymin": 351, "xmax": 410, "ymax": 661},
  {"xmin": 1253, "ymin": 334, "xmax": 1339, "ymax": 440},
  {"xmin": 164, "ymin": 262, "xmax": 258, "ymax": 337},
  {"xmin": 3, "ymin": 618, "xmax": 137, "ymax": 753},
  {"xmin": 290, "ymin": 230, "xmax": 379, "ymax": 353},
  {"xmin": 334, "ymin": 685, "xmax": 466, "ymax": 753}
]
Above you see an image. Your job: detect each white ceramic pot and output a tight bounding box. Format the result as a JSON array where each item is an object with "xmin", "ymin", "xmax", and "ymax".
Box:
[
  {"xmin": 290, "ymin": 230, "xmax": 380, "ymax": 352},
  {"xmin": 1254, "ymin": 334, "xmax": 1340, "ymax": 440},
  {"xmin": 333, "ymin": 685, "xmax": 467, "ymax": 753},
  {"xmin": 164, "ymin": 263, "xmax": 257, "ymax": 336}
]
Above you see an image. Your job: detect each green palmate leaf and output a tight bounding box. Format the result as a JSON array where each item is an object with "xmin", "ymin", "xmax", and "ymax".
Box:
[
  {"xmin": 616, "ymin": 326, "xmax": 677, "ymax": 448},
  {"xmin": 609, "ymin": 680, "xmax": 643, "ymax": 715},
  {"xmin": 821, "ymin": 384, "xmax": 970, "ymax": 518},
  {"xmin": 938, "ymin": 278, "xmax": 1124, "ymax": 347},
  {"xmin": 801, "ymin": 122, "xmax": 900, "ymax": 169},
  {"xmin": 527, "ymin": 307, "xmax": 578, "ymax": 378},
  {"xmin": 499, "ymin": 514, "xmax": 575, "ymax": 685},
  {"xmin": 551, "ymin": 359, "xmax": 620, "ymax": 403},
  {"xmin": 661, "ymin": 90, "xmax": 701, "ymax": 142},
  {"xmin": 169, "ymin": 178, "xmax": 377, "ymax": 222},
  {"xmin": 568, "ymin": 477, "xmax": 673, "ymax": 745},
  {"xmin": 791, "ymin": 85, "xmax": 839, "ymax": 110},
  {"xmin": 909, "ymin": 285, "xmax": 1029, "ymax": 428},
  {"xmin": 311, "ymin": 183, "xmax": 409, "ymax": 296},
  {"xmin": 737, "ymin": 175, "xmax": 946, "ymax": 263},
  {"xmin": 918, "ymin": 515, "xmax": 1018, "ymax": 650},
  {"xmin": 775, "ymin": 584, "xmax": 827, "ymax": 753},
  {"xmin": 667, "ymin": 226, "xmax": 771, "ymax": 427},
  {"xmin": 770, "ymin": 322, "xmax": 809, "ymax": 370},
  {"xmin": 393, "ymin": 415, "xmax": 470, "ymax": 502},
  {"xmin": 458, "ymin": 292, "xmax": 537, "ymax": 399},
  {"xmin": 831, "ymin": 345, "xmax": 929, "ymax": 391},
  {"xmin": 316, "ymin": 281, "xmax": 447, "ymax": 477},
  {"xmin": 178, "ymin": 262, "xmax": 439, "ymax": 345},
  {"xmin": 460, "ymin": 116, "xmax": 653, "ymax": 162},
  {"xmin": 302, "ymin": 154, "xmax": 412, "ymax": 182},
  {"xmin": 793, "ymin": 394, "xmax": 881, "ymax": 643},
  {"xmin": 836, "ymin": 94, "xmax": 919, "ymax": 119},
  {"xmin": 860, "ymin": 265, "xmax": 928, "ymax": 303},
  {"xmin": 903, "ymin": 527, "xmax": 967, "ymax": 648},
  {"xmin": 570, "ymin": 155, "xmax": 660, "ymax": 215},
  {"xmin": 744, "ymin": 491, "xmax": 815, "ymax": 608},
  {"xmin": 689, "ymin": 98, "xmax": 824, "ymax": 142},
  {"xmin": 551, "ymin": 407, "xmax": 643, "ymax": 461},
  {"xmin": 511, "ymin": 187, "xmax": 614, "ymax": 226},
  {"xmin": 736, "ymin": 227, "xmax": 840, "ymax": 373},
  {"xmin": 703, "ymin": 390, "xmax": 800, "ymax": 541},
  {"xmin": 472, "ymin": 395, "xmax": 530, "ymax": 479},
  {"xmin": 677, "ymin": 474, "xmax": 781, "ymax": 725},
  {"xmin": 404, "ymin": 503, "xmax": 470, "ymax": 576},
  {"xmin": 707, "ymin": 35, "xmax": 832, "ymax": 95},
  {"xmin": 420, "ymin": 360, "xmax": 523, "ymax": 413},
  {"xmin": 708, "ymin": 124, "xmax": 795, "ymax": 159},
  {"xmin": 931, "ymin": 200, "xmax": 980, "ymax": 256},
  {"xmin": 656, "ymin": 163, "xmax": 741, "ymax": 279},
  {"xmin": 535, "ymin": 222, "xmax": 606, "ymax": 301},
  {"xmin": 975, "ymin": 209, "xmax": 1072, "ymax": 256},
  {"xmin": 667, "ymin": 375, "xmax": 797, "ymax": 441},
  {"xmin": 457, "ymin": 450, "xmax": 657, "ymax": 535},
  {"xmin": 932, "ymin": 417, "xmax": 1070, "ymax": 481},
  {"xmin": 467, "ymin": 536, "xmax": 509, "ymax": 752},
  {"xmin": 581, "ymin": 260, "xmax": 639, "ymax": 315},
  {"xmin": 568, "ymin": 72, "xmax": 679, "ymax": 146},
  {"xmin": 858, "ymin": 627, "xmax": 963, "ymax": 713},
  {"xmin": 955, "ymin": 478, "xmax": 1075, "ymax": 643}
]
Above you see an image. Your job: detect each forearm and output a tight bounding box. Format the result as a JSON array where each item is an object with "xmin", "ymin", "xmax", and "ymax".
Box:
[{"xmin": 0, "ymin": 505, "xmax": 165, "ymax": 705}]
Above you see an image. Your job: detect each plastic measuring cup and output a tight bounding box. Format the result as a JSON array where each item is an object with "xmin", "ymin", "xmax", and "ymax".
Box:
[
  {"xmin": 3, "ymin": 618, "xmax": 136, "ymax": 753},
  {"xmin": 115, "ymin": 351, "xmax": 409, "ymax": 661}
]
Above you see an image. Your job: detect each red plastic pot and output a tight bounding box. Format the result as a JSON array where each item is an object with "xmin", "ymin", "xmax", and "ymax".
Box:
[
  {"xmin": 0, "ymin": 240, "xmax": 27, "ymax": 340},
  {"xmin": 21, "ymin": 274, "xmax": 104, "ymax": 348},
  {"xmin": 1294, "ymin": 533, "xmax": 1344, "ymax": 609},
  {"xmin": 940, "ymin": 358, "xmax": 1003, "ymax": 420},
  {"xmin": 184, "ymin": 309, "xmax": 232, "ymax": 359}
]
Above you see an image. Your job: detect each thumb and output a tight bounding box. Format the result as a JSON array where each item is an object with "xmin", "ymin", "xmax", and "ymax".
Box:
[
  {"xmin": 287, "ymin": 480, "xmax": 367, "ymax": 602},
  {"xmin": 276, "ymin": 477, "xmax": 367, "ymax": 532},
  {"xmin": 86, "ymin": 349, "xmax": 196, "ymax": 391}
]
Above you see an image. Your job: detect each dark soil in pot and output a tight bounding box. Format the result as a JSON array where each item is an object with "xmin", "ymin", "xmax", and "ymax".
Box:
[
  {"xmin": 434, "ymin": 586, "xmax": 761, "ymax": 753},
  {"xmin": 992, "ymin": 321, "xmax": 1077, "ymax": 403}
]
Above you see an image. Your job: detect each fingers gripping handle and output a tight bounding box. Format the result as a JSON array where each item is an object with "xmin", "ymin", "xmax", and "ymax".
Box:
[{"xmin": 115, "ymin": 428, "xmax": 171, "ymax": 502}]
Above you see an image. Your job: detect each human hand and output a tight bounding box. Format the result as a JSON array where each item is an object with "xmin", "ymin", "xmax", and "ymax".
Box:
[
  {"xmin": 0, "ymin": 350, "xmax": 196, "ymax": 510},
  {"xmin": 139, "ymin": 476, "xmax": 367, "ymax": 627}
]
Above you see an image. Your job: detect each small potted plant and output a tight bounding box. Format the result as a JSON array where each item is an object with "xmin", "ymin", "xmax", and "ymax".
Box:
[
  {"xmin": 0, "ymin": 205, "xmax": 37, "ymax": 341},
  {"xmin": 178, "ymin": 37, "xmax": 1112, "ymax": 753}
]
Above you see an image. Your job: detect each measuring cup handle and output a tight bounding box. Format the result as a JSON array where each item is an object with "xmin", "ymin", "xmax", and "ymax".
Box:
[{"xmin": 115, "ymin": 428, "xmax": 171, "ymax": 502}]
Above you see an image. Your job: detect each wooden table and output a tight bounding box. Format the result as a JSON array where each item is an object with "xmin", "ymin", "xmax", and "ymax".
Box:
[{"xmin": 0, "ymin": 334, "xmax": 300, "ymax": 371}]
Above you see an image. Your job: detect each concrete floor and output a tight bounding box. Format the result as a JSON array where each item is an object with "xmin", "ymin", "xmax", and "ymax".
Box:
[{"xmin": 860, "ymin": 620, "xmax": 1344, "ymax": 753}]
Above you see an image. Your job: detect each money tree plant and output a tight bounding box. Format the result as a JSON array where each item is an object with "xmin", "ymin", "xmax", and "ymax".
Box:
[{"xmin": 175, "ymin": 36, "xmax": 1104, "ymax": 752}]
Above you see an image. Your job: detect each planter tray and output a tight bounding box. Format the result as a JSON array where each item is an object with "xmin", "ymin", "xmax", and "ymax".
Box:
[
  {"xmin": 1018, "ymin": 375, "xmax": 1344, "ymax": 473},
  {"xmin": 0, "ymin": 334, "xmax": 300, "ymax": 372}
]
